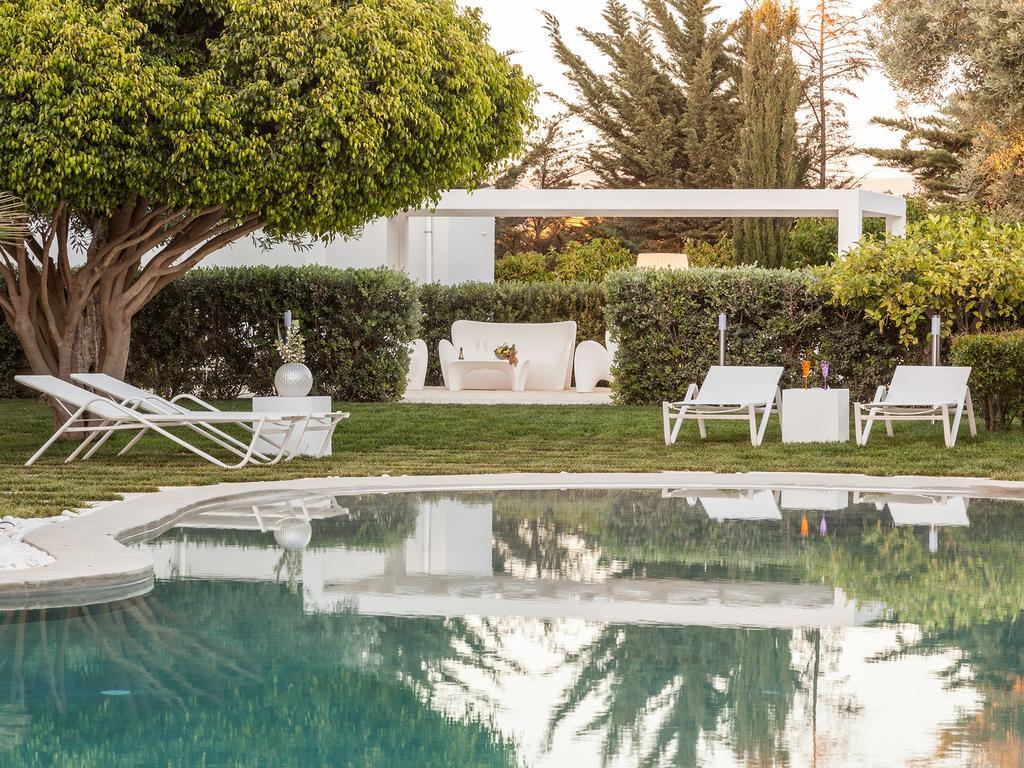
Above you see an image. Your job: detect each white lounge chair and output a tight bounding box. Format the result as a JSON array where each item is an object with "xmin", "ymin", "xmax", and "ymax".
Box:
[
  {"xmin": 16, "ymin": 375, "xmax": 334, "ymax": 468},
  {"xmin": 71, "ymin": 372, "xmax": 348, "ymax": 462},
  {"xmin": 854, "ymin": 365, "xmax": 976, "ymax": 448},
  {"xmin": 662, "ymin": 366, "xmax": 784, "ymax": 447}
]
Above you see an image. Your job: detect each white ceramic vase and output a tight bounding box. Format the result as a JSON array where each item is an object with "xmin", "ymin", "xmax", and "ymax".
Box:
[{"xmin": 274, "ymin": 362, "xmax": 313, "ymax": 397}]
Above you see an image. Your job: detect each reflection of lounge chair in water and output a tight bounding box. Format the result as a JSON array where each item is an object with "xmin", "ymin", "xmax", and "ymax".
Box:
[
  {"xmin": 856, "ymin": 492, "xmax": 969, "ymax": 553},
  {"xmin": 663, "ymin": 488, "xmax": 782, "ymax": 521}
]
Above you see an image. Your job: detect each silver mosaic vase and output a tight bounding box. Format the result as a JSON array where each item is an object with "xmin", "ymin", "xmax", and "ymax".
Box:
[{"xmin": 274, "ymin": 362, "xmax": 313, "ymax": 397}]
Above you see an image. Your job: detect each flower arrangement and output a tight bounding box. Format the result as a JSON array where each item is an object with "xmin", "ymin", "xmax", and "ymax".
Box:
[
  {"xmin": 494, "ymin": 343, "xmax": 518, "ymax": 366},
  {"xmin": 275, "ymin": 320, "xmax": 306, "ymax": 364}
]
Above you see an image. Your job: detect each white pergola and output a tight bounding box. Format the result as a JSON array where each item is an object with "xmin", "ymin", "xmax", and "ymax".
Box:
[{"xmin": 386, "ymin": 188, "xmax": 906, "ymax": 273}]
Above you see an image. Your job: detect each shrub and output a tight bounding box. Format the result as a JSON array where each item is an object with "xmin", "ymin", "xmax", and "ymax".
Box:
[
  {"xmin": 129, "ymin": 267, "xmax": 419, "ymax": 401},
  {"xmin": 494, "ymin": 251, "xmax": 554, "ymax": 282},
  {"xmin": 0, "ymin": 323, "xmax": 25, "ymax": 397},
  {"xmin": 950, "ymin": 331, "xmax": 1024, "ymax": 430},
  {"xmin": 553, "ymin": 238, "xmax": 634, "ymax": 281},
  {"xmin": 820, "ymin": 212, "xmax": 1024, "ymax": 347},
  {"xmin": 605, "ymin": 267, "xmax": 905, "ymax": 404},
  {"xmin": 419, "ymin": 281, "xmax": 607, "ymax": 385},
  {"xmin": 683, "ymin": 236, "xmax": 735, "ymax": 268}
]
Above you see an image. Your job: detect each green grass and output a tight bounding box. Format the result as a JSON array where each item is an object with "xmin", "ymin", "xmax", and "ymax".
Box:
[{"xmin": 1, "ymin": 398, "xmax": 1022, "ymax": 517}]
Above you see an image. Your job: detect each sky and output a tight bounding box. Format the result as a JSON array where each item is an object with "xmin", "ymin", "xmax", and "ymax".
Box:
[{"xmin": 458, "ymin": 0, "xmax": 916, "ymax": 193}]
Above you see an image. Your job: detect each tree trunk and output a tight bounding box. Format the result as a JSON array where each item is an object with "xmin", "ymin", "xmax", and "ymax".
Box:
[{"xmin": 52, "ymin": 293, "xmax": 102, "ymax": 433}]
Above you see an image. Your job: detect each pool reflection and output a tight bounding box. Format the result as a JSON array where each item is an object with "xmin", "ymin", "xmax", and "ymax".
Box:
[{"xmin": 1, "ymin": 487, "xmax": 1023, "ymax": 767}]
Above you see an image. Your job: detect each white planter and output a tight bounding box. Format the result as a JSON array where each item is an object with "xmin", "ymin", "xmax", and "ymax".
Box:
[{"xmin": 274, "ymin": 363, "xmax": 313, "ymax": 398}]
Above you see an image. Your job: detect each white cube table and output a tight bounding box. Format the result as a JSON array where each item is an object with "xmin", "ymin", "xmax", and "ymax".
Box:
[
  {"xmin": 252, "ymin": 395, "xmax": 334, "ymax": 457},
  {"xmin": 781, "ymin": 389, "xmax": 850, "ymax": 444}
]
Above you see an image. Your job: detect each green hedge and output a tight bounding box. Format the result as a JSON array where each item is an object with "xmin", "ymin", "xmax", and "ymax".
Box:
[
  {"xmin": 605, "ymin": 267, "xmax": 906, "ymax": 404},
  {"xmin": 418, "ymin": 281, "xmax": 607, "ymax": 385},
  {"xmin": 129, "ymin": 266, "xmax": 419, "ymax": 401},
  {"xmin": 0, "ymin": 323, "xmax": 24, "ymax": 397},
  {"xmin": 950, "ymin": 331, "xmax": 1024, "ymax": 430}
]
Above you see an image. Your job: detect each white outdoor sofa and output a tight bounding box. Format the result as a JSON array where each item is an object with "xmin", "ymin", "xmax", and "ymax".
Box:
[
  {"xmin": 439, "ymin": 320, "xmax": 577, "ymax": 391},
  {"xmin": 662, "ymin": 366, "xmax": 785, "ymax": 447},
  {"xmin": 17, "ymin": 375, "xmax": 346, "ymax": 468},
  {"xmin": 854, "ymin": 365, "xmax": 976, "ymax": 448}
]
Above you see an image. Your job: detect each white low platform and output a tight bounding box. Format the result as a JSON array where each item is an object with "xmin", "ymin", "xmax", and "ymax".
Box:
[{"xmin": 401, "ymin": 386, "xmax": 612, "ymax": 405}]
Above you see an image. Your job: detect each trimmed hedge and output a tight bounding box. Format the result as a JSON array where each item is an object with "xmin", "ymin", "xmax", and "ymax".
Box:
[
  {"xmin": 418, "ymin": 281, "xmax": 607, "ymax": 385},
  {"xmin": 129, "ymin": 266, "xmax": 419, "ymax": 401},
  {"xmin": 0, "ymin": 323, "xmax": 24, "ymax": 398},
  {"xmin": 950, "ymin": 331, "xmax": 1024, "ymax": 430},
  {"xmin": 605, "ymin": 267, "xmax": 906, "ymax": 404}
]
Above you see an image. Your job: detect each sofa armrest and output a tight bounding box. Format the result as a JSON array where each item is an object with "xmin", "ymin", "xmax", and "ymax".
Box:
[{"xmin": 438, "ymin": 339, "xmax": 456, "ymax": 389}]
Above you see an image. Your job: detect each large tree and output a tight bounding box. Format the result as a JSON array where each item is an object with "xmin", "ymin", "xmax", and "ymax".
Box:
[
  {"xmin": 732, "ymin": 0, "xmax": 802, "ymax": 267},
  {"xmin": 0, "ymin": 0, "xmax": 533, "ymax": 394},
  {"xmin": 872, "ymin": 0, "xmax": 1024, "ymax": 212},
  {"xmin": 794, "ymin": 0, "xmax": 870, "ymax": 188},
  {"xmin": 544, "ymin": 0, "xmax": 740, "ymax": 248},
  {"xmin": 862, "ymin": 113, "xmax": 974, "ymax": 203}
]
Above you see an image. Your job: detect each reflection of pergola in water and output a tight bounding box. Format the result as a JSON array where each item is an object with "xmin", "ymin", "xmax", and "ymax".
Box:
[{"xmin": 141, "ymin": 495, "xmax": 883, "ymax": 629}]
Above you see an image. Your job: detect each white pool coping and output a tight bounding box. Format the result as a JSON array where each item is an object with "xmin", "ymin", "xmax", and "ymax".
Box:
[{"xmin": 3, "ymin": 470, "xmax": 1024, "ymax": 609}]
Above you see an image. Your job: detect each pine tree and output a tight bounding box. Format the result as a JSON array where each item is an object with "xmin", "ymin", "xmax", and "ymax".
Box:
[
  {"xmin": 733, "ymin": 0, "xmax": 802, "ymax": 267},
  {"xmin": 863, "ymin": 114, "xmax": 973, "ymax": 204},
  {"xmin": 793, "ymin": 0, "xmax": 870, "ymax": 188},
  {"xmin": 544, "ymin": 0, "xmax": 739, "ymax": 249}
]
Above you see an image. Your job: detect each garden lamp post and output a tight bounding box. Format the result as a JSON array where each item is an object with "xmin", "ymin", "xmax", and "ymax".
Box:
[
  {"xmin": 931, "ymin": 314, "xmax": 941, "ymax": 366},
  {"xmin": 718, "ymin": 313, "xmax": 727, "ymax": 366}
]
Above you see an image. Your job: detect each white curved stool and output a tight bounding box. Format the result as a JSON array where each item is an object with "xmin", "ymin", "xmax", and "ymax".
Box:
[
  {"xmin": 406, "ymin": 339, "xmax": 428, "ymax": 392},
  {"xmin": 574, "ymin": 340, "xmax": 612, "ymax": 393}
]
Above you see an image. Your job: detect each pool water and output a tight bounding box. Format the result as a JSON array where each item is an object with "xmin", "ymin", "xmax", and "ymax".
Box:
[{"xmin": 3, "ymin": 487, "xmax": 1024, "ymax": 767}]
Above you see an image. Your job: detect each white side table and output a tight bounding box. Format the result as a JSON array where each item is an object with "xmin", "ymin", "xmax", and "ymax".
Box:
[
  {"xmin": 252, "ymin": 395, "xmax": 333, "ymax": 457},
  {"xmin": 781, "ymin": 389, "xmax": 850, "ymax": 444}
]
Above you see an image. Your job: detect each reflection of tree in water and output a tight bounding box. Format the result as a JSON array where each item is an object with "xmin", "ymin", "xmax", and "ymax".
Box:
[
  {"xmin": 808, "ymin": 500, "xmax": 1024, "ymax": 631},
  {"xmin": 545, "ymin": 624, "xmax": 795, "ymax": 767},
  {"xmin": 0, "ymin": 581, "xmax": 518, "ymax": 767},
  {"xmin": 872, "ymin": 616, "xmax": 1024, "ymax": 768}
]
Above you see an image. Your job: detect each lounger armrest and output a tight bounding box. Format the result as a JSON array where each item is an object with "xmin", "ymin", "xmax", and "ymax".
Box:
[{"xmin": 664, "ymin": 383, "xmax": 699, "ymax": 408}]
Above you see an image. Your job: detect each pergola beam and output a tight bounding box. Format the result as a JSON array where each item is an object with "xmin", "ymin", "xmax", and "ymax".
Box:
[{"xmin": 388, "ymin": 188, "xmax": 907, "ymax": 275}]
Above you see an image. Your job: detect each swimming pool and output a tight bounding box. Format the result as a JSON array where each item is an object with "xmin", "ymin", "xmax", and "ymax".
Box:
[{"xmin": 2, "ymin": 485, "xmax": 1022, "ymax": 766}]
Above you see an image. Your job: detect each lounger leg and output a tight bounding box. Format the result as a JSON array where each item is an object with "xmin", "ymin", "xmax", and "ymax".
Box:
[
  {"xmin": 748, "ymin": 404, "xmax": 759, "ymax": 446},
  {"xmin": 65, "ymin": 422, "xmax": 110, "ymax": 463},
  {"xmin": 696, "ymin": 412, "xmax": 707, "ymax": 439},
  {"xmin": 25, "ymin": 405, "xmax": 88, "ymax": 466},
  {"xmin": 662, "ymin": 402, "xmax": 673, "ymax": 445},
  {"xmin": 884, "ymin": 414, "xmax": 894, "ymax": 437},
  {"xmin": 116, "ymin": 426, "xmax": 150, "ymax": 457},
  {"xmin": 966, "ymin": 388, "xmax": 977, "ymax": 437},
  {"xmin": 862, "ymin": 407, "xmax": 880, "ymax": 445},
  {"xmin": 755, "ymin": 402, "xmax": 774, "ymax": 446},
  {"xmin": 941, "ymin": 404, "xmax": 953, "ymax": 448}
]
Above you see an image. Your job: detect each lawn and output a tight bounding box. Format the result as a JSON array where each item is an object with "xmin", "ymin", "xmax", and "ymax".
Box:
[{"xmin": 0, "ymin": 397, "xmax": 1021, "ymax": 518}]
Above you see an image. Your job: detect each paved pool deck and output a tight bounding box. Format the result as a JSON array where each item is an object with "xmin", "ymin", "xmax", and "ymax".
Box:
[{"xmin": 3, "ymin": 470, "xmax": 1024, "ymax": 610}]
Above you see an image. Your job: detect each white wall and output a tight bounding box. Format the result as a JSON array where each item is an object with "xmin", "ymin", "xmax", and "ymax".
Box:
[{"xmin": 199, "ymin": 216, "xmax": 495, "ymax": 285}]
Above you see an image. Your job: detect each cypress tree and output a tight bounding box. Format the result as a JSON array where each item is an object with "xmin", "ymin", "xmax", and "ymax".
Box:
[
  {"xmin": 544, "ymin": 0, "xmax": 738, "ymax": 249},
  {"xmin": 733, "ymin": 0, "xmax": 801, "ymax": 267}
]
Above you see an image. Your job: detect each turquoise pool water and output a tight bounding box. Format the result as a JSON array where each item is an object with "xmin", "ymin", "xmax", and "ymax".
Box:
[{"xmin": 2, "ymin": 487, "xmax": 1024, "ymax": 766}]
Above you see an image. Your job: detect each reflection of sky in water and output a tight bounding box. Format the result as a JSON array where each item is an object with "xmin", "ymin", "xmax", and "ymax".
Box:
[{"xmin": 2, "ymin": 488, "xmax": 1021, "ymax": 766}]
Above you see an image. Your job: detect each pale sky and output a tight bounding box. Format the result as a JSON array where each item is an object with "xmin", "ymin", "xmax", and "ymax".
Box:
[{"xmin": 459, "ymin": 0, "xmax": 916, "ymax": 192}]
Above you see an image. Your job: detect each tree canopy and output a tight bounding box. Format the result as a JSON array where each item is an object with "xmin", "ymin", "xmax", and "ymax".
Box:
[{"xmin": 0, "ymin": 0, "xmax": 534, "ymax": 384}]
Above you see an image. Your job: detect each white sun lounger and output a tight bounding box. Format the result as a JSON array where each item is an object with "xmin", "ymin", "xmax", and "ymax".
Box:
[
  {"xmin": 662, "ymin": 366, "xmax": 784, "ymax": 447},
  {"xmin": 854, "ymin": 365, "xmax": 976, "ymax": 448},
  {"xmin": 16, "ymin": 375, "xmax": 333, "ymax": 469},
  {"xmin": 71, "ymin": 372, "xmax": 348, "ymax": 463}
]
